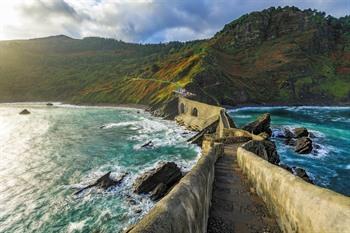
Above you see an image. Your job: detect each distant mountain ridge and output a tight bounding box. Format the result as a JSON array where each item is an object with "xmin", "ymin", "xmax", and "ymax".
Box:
[{"xmin": 0, "ymin": 6, "xmax": 349, "ymax": 106}]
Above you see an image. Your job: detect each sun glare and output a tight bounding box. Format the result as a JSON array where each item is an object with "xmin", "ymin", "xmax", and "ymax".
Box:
[{"xmin": 0, "ymin": 1, "xmax": 22, "ymax": 40}]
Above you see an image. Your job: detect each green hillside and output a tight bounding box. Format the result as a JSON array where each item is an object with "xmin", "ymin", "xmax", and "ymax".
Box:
[{"xmin": 0, "ymin": 6, "xmax": 349, "ymax": 106}]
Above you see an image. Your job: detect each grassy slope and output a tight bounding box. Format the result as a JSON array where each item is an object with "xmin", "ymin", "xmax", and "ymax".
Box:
[{"xmin": 0, "ymin": 7, "xmax": 349, "ymax": 106}]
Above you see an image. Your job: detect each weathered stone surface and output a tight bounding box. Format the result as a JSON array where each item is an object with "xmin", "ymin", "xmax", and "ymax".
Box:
[
  {"xmin": 237, "ymin": 147, "xmax": 350, "ymax": 233},
  {"xmin": 133, "ymin": 162, "xmax": 182, "ymax": 195},
  {"xmin": 295, "ymin": 137, "xmax": 313, "ymax": 154},
  {"xmin": 19, "ymin": 109, "xmax": 31, "ymax": 115},
  {"xmin": 242, "ymin": 113, "xmax": 271, "ymax": 136},
  {"xmin": 293, "ymin": 127, "xmax": 309, "ymax": 138},
  {"xmin": 242, "ymin": 140, "xmax": 280, "ymax": 165},
  {"xmin": 127, "ymin": 143, "xmax": 223, "ymax": 233}
]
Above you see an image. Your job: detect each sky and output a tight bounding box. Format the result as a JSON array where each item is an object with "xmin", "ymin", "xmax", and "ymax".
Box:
[{"xmin": 0, "ymin": 0, "xmax": 349, "ymax": 43}]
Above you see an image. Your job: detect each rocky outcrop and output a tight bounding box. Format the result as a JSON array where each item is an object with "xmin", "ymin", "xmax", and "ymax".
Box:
[
  {"xmin": 294, "ymin": 168, "xmax": 313, "ymax": 184},
  {"xmin": 280, "ymin": 164, "xmax": 313, "ymax": 184},
  {"xmin": 293, "ymin": 127, "xmax": 309, "ymax": 138},
  {"xmin": 295, "ymin": 137, "xmax": 313, "ymax": 154},
  {"xmin": 242, "ymin": 140, "xmax": 280, "ymax": 165},
  {"xmin": 19, "ymin": 109, "xmax": 31, "ymax": 115},
  {"xmin": 242, "ymin": 113, "xmax": 272, "ymax": 136},
  {"xmin": 74, "ymin": 171, "xmax": 127, "ymax": 195},
  {"xmin": 133, "ymin": 162, "xmax": 182, "ymax": 200}
]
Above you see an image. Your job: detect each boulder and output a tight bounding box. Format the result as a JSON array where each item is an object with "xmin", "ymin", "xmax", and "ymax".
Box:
[
  {"xmin": 294, "ymin": 168, "xmax": 313, "ymax": 184},
  {"xmin": 74, "ymin": 171, "xmax": 127, "ymax": 195},
  {"xmin": 242, "ymin": 113, "xmax": 272, "ymax": 136},
  {"xmin": 284, "ymin": 128, "xmax": 295, "ymax": 138},
  {"xmin": 242, "ymin": 140, "xmax": 280, "ymax": 165},
  {"xmin": 293, "ymin": 127, "xmax": 309, "ymax": 138},
  {"xmin": 295, "ymin": 137, "xmax": 313, "ymax": 154},
  {"xmin": 19, "ymin": 109, "xmax": 31, "ymax": 115},
  {"xmin": 46, "ymin": 103, "xmax": 53, "ymax": 106},
  {"xmin": 279, "ymin": 164, "xmax": 313, "ymax": 184},
  {"xmin": 150, "ymin": 183, "xmax": 168, "ymax": 201},
  {"xmin": 133, "ymin": 162, "xmax": 182, "ymax": 195}
]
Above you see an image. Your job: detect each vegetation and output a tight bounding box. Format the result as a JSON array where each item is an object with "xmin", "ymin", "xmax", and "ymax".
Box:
[{"xmin": 0, "ymin": 6, "xmax": 349, "ymax": 106}]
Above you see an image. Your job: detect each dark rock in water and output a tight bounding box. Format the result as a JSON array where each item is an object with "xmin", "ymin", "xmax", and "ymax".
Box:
[
  {"xmin": 149, "ymin": 97, "xmax": 179, "ymax": 120},
  {"xmin": 284, "ymin": 137, "xmax": 296, "ymax": 146},
  {"xmin": 19, "ymin": 109, "xmax": 31, "ymax": 115},
  {"xmin": 295, "ymin": 137, "xmax": 313, "ymax": 154},
  {"xmin": 293, "ymin": 127, "xmax": 309, "ymax": 138},
  {"xmin": 46, "ymin": 103, "xmax": 53, "ymax": 106},
  {"xmin": 100, "ymin": 125, "xmax": 106, "ymax": 129},
  {"xmin": 242, "ymin": 113, "xmax": 271, "ymax": 136},
  {"xmin": 294, "ymin": 167, "xmax": 313, "ymax": 184},
  {"xmin": 279, "ymin": 164, "xmax": 313, "ymax": 184},
  {"xmin": 284, "ymin": 128, "xmax": 295, "ymax": 138},
  {"xmin": 242, "ymin": 140, "xmax": 280, "ymax": 165},
  {"xmin": 141, "ymin": 141, "xmax": 154, "ymax": 149},
  {"xmin": 150, "ymin": 183, "xmax": 168, "ymax": 201},
  {"xmin": 74, "ymin": 171, "xmax": 127, "ymax": 195},
  {"xmin": 279, "ymin": 164, "xmax": 293, "ymax": 173},
  {"xmin": 133, "ymin": 162, "xmax": 182, "ymax": 197}
]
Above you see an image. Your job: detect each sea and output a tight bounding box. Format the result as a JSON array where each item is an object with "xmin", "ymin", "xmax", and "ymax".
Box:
[
  {"xmin": 228, "ymin": 106, "xmax": 350, "ymax": 197},
  {"xmin": 0, "ymin": 103, "xmax": 199, "ymax": 233},
  {"xmin": 0, "ymin": 103, "xmax": 349, "ymax": 233}
]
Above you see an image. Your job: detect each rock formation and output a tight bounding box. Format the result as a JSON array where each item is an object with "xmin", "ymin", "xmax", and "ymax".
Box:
[
  {"xmin": 19, "ymin": 109, "xmax": 31, "ymax": 115},
  {"xmin": 280, "ymin": 164, "xmax": 313, "ymax": 184},
  {"xmin": 242, "ymin": 140, "xmax": 280, "ymax": 165},
  {"xmin": 242, "ymin": 113, "xmax": 272, "ymax": 136},
  {"xmin": 133, "ymin": 162, "xmax": 182, "ymax": 201},
  {"xmin": 74, "ymin": 171, "xmax": 127, "ymax": 195},
  {"xmin": 295, "ymin": 137, "xmax": 313, "ymax": 154},
  {"xmin": 293, "ymin": 127, "xmax": 309, "ymax": 138}
]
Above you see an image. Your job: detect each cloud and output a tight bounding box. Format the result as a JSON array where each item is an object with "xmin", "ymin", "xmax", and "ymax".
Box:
[{"xmin": 0, "ymin": 0, "xmax": 349, "ymax": 42}]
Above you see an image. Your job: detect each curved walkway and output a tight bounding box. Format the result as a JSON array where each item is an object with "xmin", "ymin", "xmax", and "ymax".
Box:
[{"xmin": 207, "ymin": 144, "xmax": 281, "ymax": 233}]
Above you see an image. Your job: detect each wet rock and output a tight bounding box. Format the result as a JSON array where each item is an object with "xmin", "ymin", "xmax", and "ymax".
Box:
[
  {"xmin": 242, "ymin": 140, "xmax": 280, "ymax": 165},
  {"xmin": 294, "ymin": 168, "xmax": 313, "ymax": 184},
  {"xmin": 279, "ymin": 164, "xmax": 294, "ymax": 173},
  {"xmin": 150, "ymin": 183, "xmax": 168, "ymax": 201},
  {"xmin": 46, "ymin": 103, "xmax": 53, "ymax": 106},
  {"xmin": 295, "ymin": 137, "xmax": 313, "ymax": 154},
  {"xmin": 284, "ymin": 128, "xmax": 295, "ymax": 138},
  {"xmin": 242, "ymin": 113, "xmax": 272, "ymax": 136},
  {"xmin": 141, "ymin": 141, "xmax": 154, "ymax": 149},
  {"xmin": 293, "ymin": 127, "xmax": 309, "ymax": 138},
  {"xmin": 279, "ymin": 164, "xmax": 313, "ymax": 184},
  {"xmin": 284, "ymin": 137, "xmax": 296, "ymax": 146},
  {"xmin": 19, "ymin": 109, "xmax": 31, "ymax": 115},
  {"xmin": 74, "ymin": 171, "xmax": 127, "ymax": 195},
  {"xmin": 133, "ymin": 162, "xmax": 182, "ymax": 196}
]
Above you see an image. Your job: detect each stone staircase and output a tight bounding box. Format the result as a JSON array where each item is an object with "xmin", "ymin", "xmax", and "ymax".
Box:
[{"xmin": 207, "ymin": 144, "xmax": 280, "ymax": 233}]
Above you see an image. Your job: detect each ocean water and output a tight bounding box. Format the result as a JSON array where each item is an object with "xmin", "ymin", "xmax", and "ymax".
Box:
[
  {"xmin": 0, "ymin": 103, "xmax": 199, "ymax": 233},
  {"xmin": 228, "ymin": 106, "xmax": 350, "ymax": 196}
]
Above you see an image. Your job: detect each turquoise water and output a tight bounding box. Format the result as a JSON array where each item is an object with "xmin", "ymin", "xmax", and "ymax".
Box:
[
  {"xmin": 228, "ymin": 106, "xmax": 350, "ymax": 196},
  {"xmin": 0, "ymin": 103, "xmax": 199, "ymax": 233}
]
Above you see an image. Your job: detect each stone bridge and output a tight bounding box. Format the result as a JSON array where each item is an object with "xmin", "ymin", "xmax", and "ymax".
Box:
[{"xmin": 126, "ymin": 97, "xmax": 350, "ymax": 233}]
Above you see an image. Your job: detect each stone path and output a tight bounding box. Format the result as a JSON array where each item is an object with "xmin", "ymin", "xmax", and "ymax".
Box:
[{"xmin": 207, "ymin": 144, "xmax": 281, "ymax": 233}]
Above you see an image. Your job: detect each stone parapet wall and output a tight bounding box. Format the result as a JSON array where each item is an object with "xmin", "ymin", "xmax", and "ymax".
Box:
[
  {"xmin": 237, "ymin": 147, "xmax": 350, "ymax": 233},
  {"xmin": 127, "ymin": 142, "xmax": 224, "ymax": 233}
]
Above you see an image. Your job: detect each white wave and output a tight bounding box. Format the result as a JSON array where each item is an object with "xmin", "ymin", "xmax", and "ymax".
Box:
[
  {"xmin": 67, "ymin": 219, "xmax": 87, "ymax": 233},
  {"xmin": 345, "ymin": 164, "xmax": 350, "ymax": 170},
  {"xmin": 102, "ymin": 121, "xmax": 140, "ymax": 129}
]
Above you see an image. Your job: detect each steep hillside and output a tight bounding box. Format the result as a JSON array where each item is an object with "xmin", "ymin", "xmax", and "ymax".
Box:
[{"xmin": 0, "ymin": 6, "xmax": 349, "ymax": 106}]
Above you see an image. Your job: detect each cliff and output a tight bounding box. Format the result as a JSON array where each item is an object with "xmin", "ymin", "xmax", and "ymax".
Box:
[{"xmin": 0, "ymin": 6, "xmax": 349, "ymax": 106}]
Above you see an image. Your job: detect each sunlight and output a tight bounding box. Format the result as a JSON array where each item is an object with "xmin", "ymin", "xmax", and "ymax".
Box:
[{"xmin": 0, "ymin": 1, "xmax": 22, "ymax": 40}]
